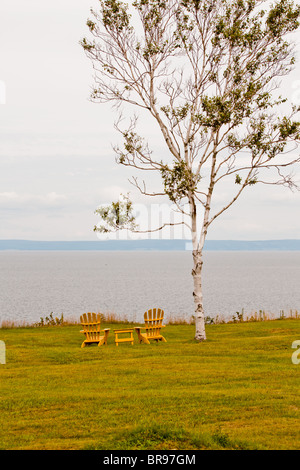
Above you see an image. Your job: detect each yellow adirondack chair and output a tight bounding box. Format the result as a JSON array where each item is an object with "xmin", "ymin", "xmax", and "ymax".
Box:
[
  {"xmin": 80, "ymin": 312, "xmax": 110, "ymax": 348},
  {"xmin": 135, "ymin": 308, "xmax": 167, "ymax": 344}
]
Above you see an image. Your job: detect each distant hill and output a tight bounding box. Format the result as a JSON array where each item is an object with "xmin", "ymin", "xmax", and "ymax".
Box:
[{"xmin": 1, "ymin": 239, "xmax": 300, "ymax": 251}]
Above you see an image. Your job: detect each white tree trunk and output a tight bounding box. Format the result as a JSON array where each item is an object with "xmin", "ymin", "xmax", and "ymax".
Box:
[
  {"xmin": 192, "ymin": 249, "xmax": 206, "ymax": 341},
  {"xmin": 190, "ymin": 196, "xmax": 207, "ymax": 342},
  {"xmin": 190, "ymin": 145, "xmax": 216, "ymax": 341}
]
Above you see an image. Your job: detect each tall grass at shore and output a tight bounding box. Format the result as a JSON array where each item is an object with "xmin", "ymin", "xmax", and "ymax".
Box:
[{"xmin": 1, "ymin": 308, "xmax": 299, "ymax": 329}]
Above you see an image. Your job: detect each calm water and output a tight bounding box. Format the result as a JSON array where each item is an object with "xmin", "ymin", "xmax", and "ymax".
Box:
[{"xmin": 0, "ymin": 250, "xmax": 300, "ymax": 324}]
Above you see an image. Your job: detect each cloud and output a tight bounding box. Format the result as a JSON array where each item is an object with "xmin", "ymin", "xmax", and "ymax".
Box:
[
  {"xmin": 0, "ymin": 191, "xmax": 67, "ymax": 211},
  {"xmin": 0, "ymin": 0, "xmax": 300, "ymax": 240}
]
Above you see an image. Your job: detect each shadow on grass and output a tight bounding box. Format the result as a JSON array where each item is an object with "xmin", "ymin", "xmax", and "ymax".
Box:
[{"xmin": 84, "ymin": 424, "xmax": 264, "ymax": 450}]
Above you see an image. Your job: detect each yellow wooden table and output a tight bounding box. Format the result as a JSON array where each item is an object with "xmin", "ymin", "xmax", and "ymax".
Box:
[{"xmin": 113, "ymin": 328, "xmax": 134, "ymax": 346}]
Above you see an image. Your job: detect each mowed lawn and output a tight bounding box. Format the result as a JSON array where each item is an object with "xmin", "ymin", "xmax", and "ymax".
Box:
[{"xmin": 0, "ymin": 320, "xmax": 299, "ymax": 450}]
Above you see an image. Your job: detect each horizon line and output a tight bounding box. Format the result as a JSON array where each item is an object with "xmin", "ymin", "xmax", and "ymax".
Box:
[{"xmin": 1, "ymin": 238, "xmax": 300, "ymax": 242}]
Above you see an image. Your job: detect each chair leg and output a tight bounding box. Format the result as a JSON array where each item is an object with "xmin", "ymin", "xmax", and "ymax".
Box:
[
  {"xmin": 134, "ymin": 327, "xmax": 142, "ymax": 342},
  {"xmin": 104, "ymin": 330, "xmax": 109, "ymax": 345},
  {"xmin": 141, "ymin": 336, "xmax": 150, "ymax": 344},
  {"xmin": 98, "ymin": 337, "xmax": 106, "ymax": 346},
  {"xmin": 135, "ymin": 328, "xmax": 150, "ymax": 344}
]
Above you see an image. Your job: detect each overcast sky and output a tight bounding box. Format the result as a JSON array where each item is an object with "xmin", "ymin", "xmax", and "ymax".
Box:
[{"xmin": 1, "ymin": 0, "xmax": 300, "ymax": 241}]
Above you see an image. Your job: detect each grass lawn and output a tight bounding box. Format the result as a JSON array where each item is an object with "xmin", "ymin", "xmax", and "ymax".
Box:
[{"xmin": 0, "ymin": 319, "xmax": 299, "ymax": 450}]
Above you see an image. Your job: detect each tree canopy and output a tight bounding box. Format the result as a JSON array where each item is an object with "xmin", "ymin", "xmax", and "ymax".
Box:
[{"xmin": 82, "ymin": 0, "xmax": 300, "ymax": 340}]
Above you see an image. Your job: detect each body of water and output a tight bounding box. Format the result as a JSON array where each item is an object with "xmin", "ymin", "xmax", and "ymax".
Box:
[{"xmin": 0, "ymin": 250, "xmax": 300, "ymax": 324}]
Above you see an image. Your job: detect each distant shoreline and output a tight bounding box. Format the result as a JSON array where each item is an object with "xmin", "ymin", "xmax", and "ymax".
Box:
[{"xmin": 1, "ymin": 239, "xmax": 300, "ymax": 251}]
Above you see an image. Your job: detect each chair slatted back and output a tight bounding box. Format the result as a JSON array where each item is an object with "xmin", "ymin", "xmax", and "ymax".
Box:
[
  {"xmin": 80, "ymin": 312, "xmax": 101, "ymax": 342},
  {"xmin": 144, "ymin": 308, "xmax": 164, "ymax": 338}
]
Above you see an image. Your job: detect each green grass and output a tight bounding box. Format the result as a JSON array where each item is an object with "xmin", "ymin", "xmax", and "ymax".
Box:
[{"xmin": 0, "ymin": 320, "xmax": 299, "ymax": 450}]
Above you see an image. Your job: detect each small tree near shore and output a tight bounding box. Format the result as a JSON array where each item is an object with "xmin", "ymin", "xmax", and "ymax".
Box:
[{"xmin": 82, "ymin": 0, "xmax": 300, "ymax": 341}]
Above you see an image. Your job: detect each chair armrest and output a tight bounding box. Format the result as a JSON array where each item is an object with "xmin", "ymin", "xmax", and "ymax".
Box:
[{"xmin": 81, "ymin": 328, "xmax": 110, "ymax": 333}]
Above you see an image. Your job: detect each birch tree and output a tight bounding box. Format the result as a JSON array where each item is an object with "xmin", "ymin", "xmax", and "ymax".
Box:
[{"xmin": 81, "ymin": 0, "xmax": 300, "ymax": 341}]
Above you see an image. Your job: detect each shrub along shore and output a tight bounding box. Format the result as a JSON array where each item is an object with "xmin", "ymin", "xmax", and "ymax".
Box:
[{"xmin": 1, "ymin": 308, "xmax": 299, "ymax": 329}]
